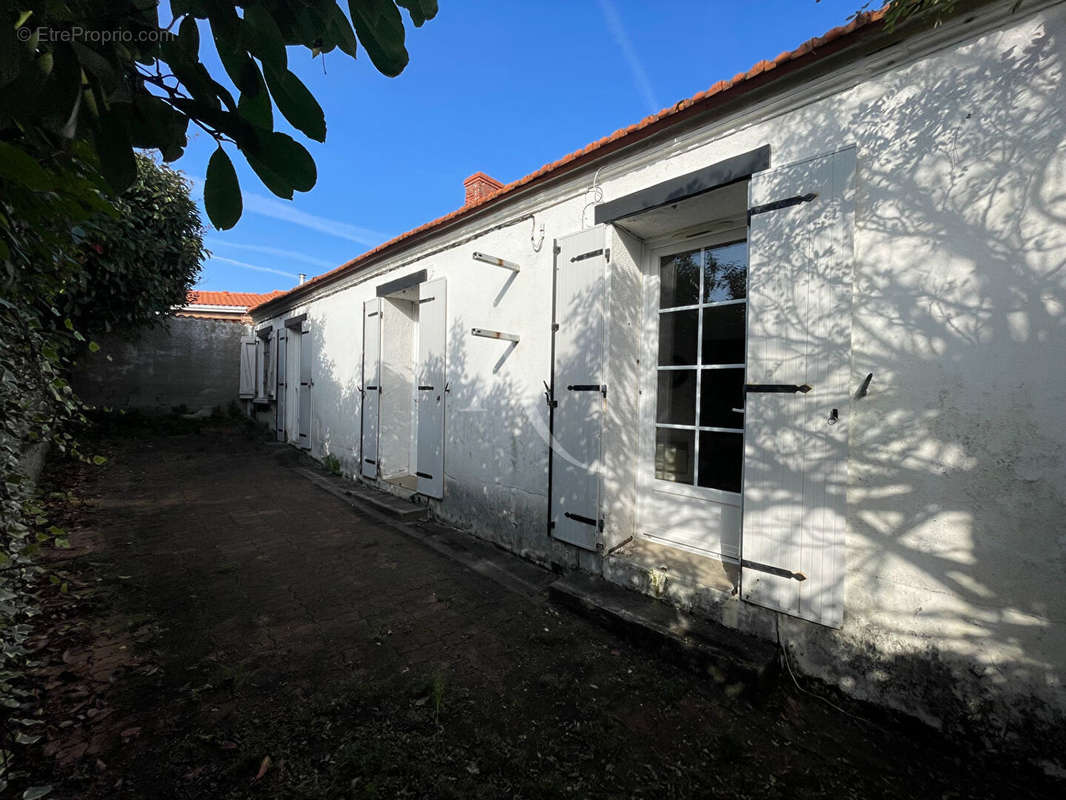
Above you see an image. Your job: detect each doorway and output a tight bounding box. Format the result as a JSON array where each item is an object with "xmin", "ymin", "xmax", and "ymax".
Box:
[
  {"xmin": 638, "ymin": 229, "xmax": 748, "ymax": 561},
  {"xmin": 360, "ymin": 277, "xmax": 448, "ymax": 498},
  {"xmin": 379, "ymin": 287, "xmax": 420, "ymax": 484}
]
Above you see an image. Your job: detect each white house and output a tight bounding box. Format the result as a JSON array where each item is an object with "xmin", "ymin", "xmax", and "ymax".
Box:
[{"xmin": 244, "ymin": 0, "xmax": 1066, "ymax": 756}]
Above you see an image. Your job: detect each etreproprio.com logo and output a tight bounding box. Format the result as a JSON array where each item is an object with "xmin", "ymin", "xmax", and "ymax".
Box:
[{"xmin": 18, "ymin": 26, "xmax": 177, "ymax": 44}]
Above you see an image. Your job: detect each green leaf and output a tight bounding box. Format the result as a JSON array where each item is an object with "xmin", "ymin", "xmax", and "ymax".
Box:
[
  {"xmin": 204, "ymin": 148, "xmax": 242, "ymax": 229},
  {"xmin": 130, "ymin": 92, "xmax": 189, "ymax": 162},
  {"xmin": 177, "ymin": 15, "xmax": 200, "ymax": 61},
  {"xmin": 247, "ymin": 131, "xmax": 316, "ymax": 194},
  {"xmin": 263, "ymin": 65, "xmax": 325, "ymax": 142},
  {"xmin": 348, "ymin": 0, "xmax": 409, "ymax": 77},
  {"xmin": 0, "ymin": 142, "xmax": 53, "ymax": 191},
  {"xmin": 245, "ymin": 152, "xmax": 293, "ymax": 200},
  {"xmin": 397, "ymin": 0, "xmax": 439, "ymax": 27},
  {"xmin": 91, "ymin": 455, "xmax": 107, "ymax": 465},
  {"xmin": 94, "ymin": 109, "xmax": 137, "ymax": 191},
  {"xmin": 233, "ymin": 58, "xmax": 273, "ymax": 130},
  {"xmin": 243, "ymin": 6, "xmax": 287, "ymax": 69},
  {"xmin": 72, "ymin": 42, "xmax": 118, "ymax": 93},
  {"xmin": 89, "ymin": 341, "xmax": 100, "ymax": 352},
  {"xmin": 23, "ymin": 786, "xmax": 53, "ymax": 800},
  {"xmin": 325, "ymin": 4, "xmax": 359, "ymax": 58}
]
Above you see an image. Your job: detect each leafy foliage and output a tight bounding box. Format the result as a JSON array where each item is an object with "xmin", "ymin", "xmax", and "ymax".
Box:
[
  {"xmin": 63, "ymin": 153, "xmax": 208, "ymax": 338},
  {"xmin": 0, "ymin": 149, "xmax": 203, "ymax": 793},
  {"xmin": 1, "ymin": 1, "xmax": 439, "ymax": 229}
]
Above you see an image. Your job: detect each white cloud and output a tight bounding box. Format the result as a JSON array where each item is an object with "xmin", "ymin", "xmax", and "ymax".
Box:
[
  {"xmin": 209, "ymin": 256, "xmax": 300, "ymax": 279},
  {"xmin": 185, "ymin": 174, "xmax": 388, "ymax": 246},
  {"xmin": 596, "ymin": 0, "xmax": 660, "ymax": 115},
  {"xmin": 207, "ymin": 240, "xmax": 335, "ymax": 270}
]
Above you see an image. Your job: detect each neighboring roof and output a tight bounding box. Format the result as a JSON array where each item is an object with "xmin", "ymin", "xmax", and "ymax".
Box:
[
  {"xmin": 186, "ymin": 290, "xmax": 283, "ymax": 309},
  {"xmin": 252, "ymin": 7, "xmax": 889, "ymax": 316}
]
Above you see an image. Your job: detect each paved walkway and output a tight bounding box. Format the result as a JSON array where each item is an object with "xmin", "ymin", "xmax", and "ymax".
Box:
[{"xmin": 30, "ymin": 422, "xmax": 1061, "ymax": 799}]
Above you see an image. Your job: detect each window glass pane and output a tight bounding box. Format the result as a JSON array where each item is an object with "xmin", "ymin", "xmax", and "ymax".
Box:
[
  {"xmin": 699, "ymin": 369, "xmax": 745, "ymax": 429},
  {"xmin": 703, "ymin": 241, "xmax": 748, "ymax": 302},
  {"xmin": 658, "ymin": 309, "xmax": 698, "ymax": 366},
  {"xmin": 656, "ymin": 370, "xmax": 696, "ymax": 425},
  {"xmin": 656, "ymin": 428, "xmax": 694, "ymax": 484},
  {"xmin": 659, "ymin": 248, "xmax": 701, "ymax": 309},
  {"xmin": 697, "ymin": 431, "xmax": 743, "ymax": 493},
  {"xmin": 701, "ymin": 304, "xmax": 745, "ymax": 365}
]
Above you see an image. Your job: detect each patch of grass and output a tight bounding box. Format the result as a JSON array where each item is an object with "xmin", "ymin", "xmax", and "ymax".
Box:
[{"xmin": 322, "ymin": 453, "xmax": 341, "ymax": 476}]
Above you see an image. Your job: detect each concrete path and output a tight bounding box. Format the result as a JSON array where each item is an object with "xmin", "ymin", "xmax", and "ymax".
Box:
[{"xmin": 29, "ymin": 421, "xmax": 1061, "ymax": 799}]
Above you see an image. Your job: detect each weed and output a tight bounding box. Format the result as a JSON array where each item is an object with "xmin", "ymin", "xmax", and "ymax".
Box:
[
  {"xmin": 430, "ymin": 673, "xmax": 445, "ymax": 726},
  {"xmin": 322, "ymin": 453, "xmax": 342, "ymax": 476}
]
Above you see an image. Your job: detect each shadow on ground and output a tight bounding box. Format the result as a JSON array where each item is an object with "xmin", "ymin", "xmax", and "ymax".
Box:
[{"xmin": 17, "ymin": 421, "xmax": 1064, "ymax": 799}]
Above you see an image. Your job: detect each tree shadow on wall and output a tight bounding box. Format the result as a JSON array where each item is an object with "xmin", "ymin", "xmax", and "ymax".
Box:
[{"xmin": 752, "ymin": 17, "xmax": 1066, "ymax": 750}]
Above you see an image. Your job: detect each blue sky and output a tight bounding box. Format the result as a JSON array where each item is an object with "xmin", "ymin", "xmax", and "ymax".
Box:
[{"xmin": 177, "ymin": 0, "xmax": 863, "ymax": 293}]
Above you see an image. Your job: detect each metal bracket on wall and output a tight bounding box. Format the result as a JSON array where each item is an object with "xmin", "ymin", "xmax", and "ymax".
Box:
[
  {"xmin": 471, "ymin": 327, "xmax": 520, "ymax": 343},
  {"xmin": 472, "ymin": 251, "xmax": 520, "ymax": 272}
]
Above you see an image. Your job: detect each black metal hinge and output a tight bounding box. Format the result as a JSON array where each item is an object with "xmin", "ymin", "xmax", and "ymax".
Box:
[
  {"xmin": 415, "ymin": 471, "xmax": 433, "ymax": 479},
  {"xmin": 748, "ymin": 192, "xmax": 818, "ymax": 220},
  {"xmin": 571, "ymin": 249, "xmax": 604, "ymax": 263},
  {"xmin": 568, "ymin": 384, "xmax": 607, "ymax": 398},
  {"xmin": 418, "ymin": 385, "xmax": 434, "ymax": 391},
  {"xmin": 745, "ymin": 383, "xmax": 811, "ymax": 394},
  {"xmin": 743, "ymin": 559, "xmax": 807, "ymax": 582},
  {"xmin": 364, "ymin": 458, "xmax": 376, "ymax": 465},
  {"xmin": 565, "ymin": 512, "xmax": 604, "ymax": 531}
]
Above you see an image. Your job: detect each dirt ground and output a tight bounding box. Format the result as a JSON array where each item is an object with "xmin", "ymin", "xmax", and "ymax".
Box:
[{"xmin": 14, "ymin": 420, "xmax": 1064, "ymax": 799}]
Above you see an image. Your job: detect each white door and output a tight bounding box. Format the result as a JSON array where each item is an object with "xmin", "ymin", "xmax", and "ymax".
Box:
[
  {"xmin": 741, "ymin": 147, "xmax": 855, "ymax": 628},
  {"xmin": 416, "ymin": 278, "xmax": 446, "ymax": 498},
  {"xmin": 361, "ymin": 298, "xmax": 382, "ymax": 478},
  {"xmin": 550, "ymin": 228, "xmax": 607, "ymax": 551},
  {"xmin": 638, "ymin": 231, "xmax": 749, "ymax": 560},
  {"xmin": 275, "ymin": 330, "xmax": 287, "ymax": 441},
  {"xmin": 297, "ymin": 325, "xmax": 312, "ymax": 449}
]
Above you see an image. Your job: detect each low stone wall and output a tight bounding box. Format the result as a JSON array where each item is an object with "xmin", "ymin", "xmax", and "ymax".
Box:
[{"xmin": 72, "ymin": 316, "xmax": 246, "ymax": 413}]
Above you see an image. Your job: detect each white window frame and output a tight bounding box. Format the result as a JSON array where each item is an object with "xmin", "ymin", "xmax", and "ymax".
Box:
[{"xmin": 638, "ymin": 224, "xmax": 749, "ymax": 509}]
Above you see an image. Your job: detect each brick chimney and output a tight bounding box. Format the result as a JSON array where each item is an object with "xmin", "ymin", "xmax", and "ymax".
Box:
[{"xmin": 463, "ymin": 172, "xmax": 503, "ymax": 206}]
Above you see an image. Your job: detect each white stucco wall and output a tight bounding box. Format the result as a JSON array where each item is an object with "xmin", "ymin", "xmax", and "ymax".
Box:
[{"xmin": 254, "ymin": 0, "xmax": 1066, "ymax": 755}]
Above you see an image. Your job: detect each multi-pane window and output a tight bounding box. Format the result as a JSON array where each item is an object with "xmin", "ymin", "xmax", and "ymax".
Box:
[{"xmin": 654, "ymin": 240, "xmax": 747, "ymax": 493}]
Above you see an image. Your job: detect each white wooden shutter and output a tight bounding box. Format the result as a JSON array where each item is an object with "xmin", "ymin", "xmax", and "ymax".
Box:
[
  {"xmin": 239, "ymin": 336, "xmax": 256, "ymax": 398},
  {"xmin": 742, "ymin": 147, "xmax": 856, "ymax": 628},
  {"xmin": 416, "ymin": 278, "xmax": 447, "ymax": 498},
  {"xmin": 361, "ymin": 298, "xmax": 382, "ymax": 478},
  {"xmin": 298, "ymin": 326, "xmax": 312, "ymax": 449},
  {"xmin": 266, "ymin": 331, "xmax": 277, "ymax": 398},
  {"xmin": 276, "ymin": 330, "xmax": 287, "ymax": 441},
  {"xmin": 550, "ymin": 227, "xmax": 607, "ymax": 551}
]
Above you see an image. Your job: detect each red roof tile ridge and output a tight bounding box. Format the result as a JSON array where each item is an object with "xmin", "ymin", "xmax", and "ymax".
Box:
[{"xmin": 250, "ymin": 8, "xmax": 886, "ymax": 315}]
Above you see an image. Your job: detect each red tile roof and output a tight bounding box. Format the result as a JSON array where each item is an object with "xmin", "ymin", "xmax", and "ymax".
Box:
[
  {"xmin": 186, "ymin": 290, "xmax": 283, "ymax": 308},
  {"xmin": 252, "ymin": 8, "xmax": 887, "ymax": 315}
]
